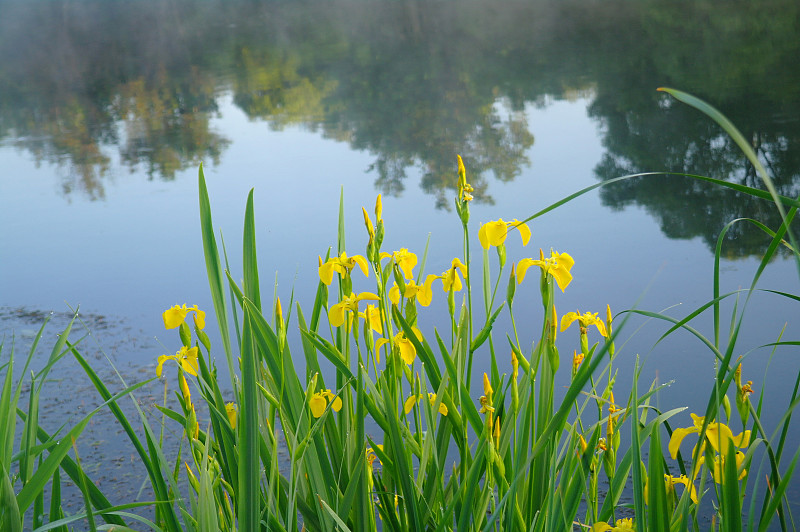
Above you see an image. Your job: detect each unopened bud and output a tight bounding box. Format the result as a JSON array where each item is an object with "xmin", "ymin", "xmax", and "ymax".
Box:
[{"xmin": 506, "ymin": 265, "xmax": 516, "ymax": 307}]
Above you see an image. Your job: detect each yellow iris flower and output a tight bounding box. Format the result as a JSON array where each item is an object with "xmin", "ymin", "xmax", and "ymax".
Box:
[
  {"xmin": 457, "ymin": 155, "xmax": 474, "ymax": 202},
  {"xmin": 357, "ymin": 304, "xmax": 383, "ymax": 334},
  {"xmin": 329, "ymin": 292, "xmax": 380, "ymax": 328},
  {"xmin": 389, "ymin": 275, "xmax": 437, "ymax": 307},
  {"xmin": 225, "ymin": 402, "xmax": 238, "ymax": 429},
  {"xmin": 561, "ymin": 310, "xmax": 608, "ymax": 337},
  {"xmin": 592, "ymin": 518, "xmax": 635, "ymax": 532},
  {"xmin": 157, "ymin": 346, "xmax": 199, "ymax": 377},
  {"xmin": 516, "ymin": 249, "xmax": 575, "ymax": 292},
  {"xmin": 478, "ymin": 218, "xmax": 531, "ymax": 249},
  {"xmin": 403, "ymin": 393, "xmax": 448, "ymax": 416},
  {"xmin": 309, "ymin": 389, "xmax": 343, "ymax": 418},
  {"xmin": 644, "ymin": 474, "xmax": 698, "ymax": 504},
  {"xmin": 572, "ymin": 351, "xmax": 585, "ymax": 372},
  {"xmin": 705, "ymin": 451, "xmax": 748, "ymax": 483},
  {"xmin": 381, "ymin": 248, "xmax": 418, "ymax": 280},
  {"xmin": 668, "ymin": 413, "xmax": 751, "ymax": 460},
  {"xmin": 441, "ymin": 258, "xmax": 468, "ymax": 292},
  {"xmin": 366, "ymin": 445, "xmax": 383, "ymax": 470},
  {"xmin": 394, "ymin": 328, "xmax": 423, "ymax": 365},
  {"xmin": 318, "ymin": 252, "xmax": 370, "ymax": 286},
  {"xmin": 163, "ymin": 304, "xmax": 205, "ymax": 330}
]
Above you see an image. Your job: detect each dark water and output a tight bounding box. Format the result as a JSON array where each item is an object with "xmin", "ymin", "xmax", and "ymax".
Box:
[{"xmin": 1, "ymin": 0, "xmax": 799, "ymax": 525}]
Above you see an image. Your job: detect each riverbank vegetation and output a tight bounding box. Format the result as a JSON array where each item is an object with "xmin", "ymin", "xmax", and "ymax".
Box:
[{"xmin": 2, "ymin": 89, "xmax": 798, "ymax": 531}]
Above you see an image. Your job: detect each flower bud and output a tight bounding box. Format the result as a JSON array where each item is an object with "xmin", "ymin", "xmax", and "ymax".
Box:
[
  {"xmin": 496, "ymin": 244, "xmax": 507, "ymax": 269},
  {"xmin": 506, "ymin": 265, "xmax": 517, "ymax": 308},
  {"xmin": 606, "ymin": 304, "xmax": 615, "ymax": 358},
  {"xmin": 179, "ymin": 321, "xmax": 192, "ymax": 347},
  {"xmin": 392, "ymin": 265, "xmax": 406, "ymax": 298},
  {"xmin": 722, "ymin": 393, "xmax": 732, "ymax": 423}
]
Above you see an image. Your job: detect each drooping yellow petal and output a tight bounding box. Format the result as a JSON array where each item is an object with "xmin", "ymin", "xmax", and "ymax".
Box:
[
  {"xmin": 156, "ymin": 354, "xmax": 173, "ymax": 378},
  {"xmin": 190, "ymin": 305, "xmax": 206, "ymax": 330},
  {"xmin": 511, "ymin": 219, "xmax": 531, "ymax": 246},
  {"xmin": 163, "ymin": 305, "xmax": 188, "ymax": 329},
  {"xmin": 350, "ymin": 254, "xmax": 370, "ymax": 277},
  {"xmin": 731, "ymin": 429, "xmax": 751, "ymax": 449},
  {"xmin": 388, "ymin": 284, "xmax": 401, "ymax": 305},
  {"xmin": 442, "ymin": 268, "xmax": 462, "ymax": 292},
  {"xmin": 322, "ymin": 390, "xmax": 343, "ymax": 412},
  {"xmin": 552, "ymin": 251, "xmax": 575, "ymax": 271},
  {"xmin": 478, "ymin": 219, "xmax": 508, "ymax": 249},
  {"xmin": 417, "ymin": 275, "xmax": 438, "ymax": 307},
  {"xmin": 551, "ymin": 263, "xmax": 573, "ymax": 292},
  {"xmin": 355, "ymin": 292, "xmax": 380, "ymax": 304},
  {"xmin": 360, "ymin": 304, "xmax": 383, "ymax": 334},
  {"xmin": 560, "ymin": 311, "xmax": 580, "ymax": 332},
  {"xmin": 590, "ymin": 315, "xmax": 608, "ymax": 337},
  {"xmin": 319, "ymin": 259, "xmax": 337, "ymax": 285},
  {"xmin": 670, "ymin": 474, "xmax": 698, "ymax": 504},
  {"xmin": 669, "ymin": 425, "xmax": 700, "ymax": 459},
  {"xmin": 178, "ymin": 346, "xmax": 199, "ymax": 376},
  {"xmin": 393, "ymin": 249, "xmax": 417, "ymax": 279},
  {"xmin": 309, "ymin": 393, "xmax": 327, "ymax": 418},
  {"xmin": 515, "ymin": 258, "xmax": 539, "ymax": 284},
  {"xmin": 226, "ymin": 402, "xmax": 238, "ymax": 429},
  {"xmin": 428, "ymin": 393, "xmax": 448, "ymax": 416},
  {"xmin": 375, "ymin": 338, "xmax": 389, "ymax": 352},
  {"xmin": 591, "ymin": 523, "xmax": 614, "ymax": 532},
  {"xmin": 404, "ymin": 395, "xmax": 419, "ymax": 414},
  {"xmin": 395, "ymin": 332, "xmax": 417, "ymax": 365},
  {"xmin": 705, "ymin": 421, "xmax": 750, "ymax": 456},
  {"xmin": 329, "ymin": 301, "xmax": 348, "ymax": 327},
  {"xmin": 452, "ymin": 257, "xmax": 468, "ymax": 278}
]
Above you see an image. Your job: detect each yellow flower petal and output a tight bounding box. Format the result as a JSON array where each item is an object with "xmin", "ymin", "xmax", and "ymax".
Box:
[
  {"xmin": 389, "ymin": 284, "xmax": 401, "ymax": 305},
  {"xmin": 417, "ymin": 275, "xmax": 438, "ymax": 307},
  {"xmin": 428, "ymin": 393, "xmax": 448, "ymax": 416},
  {"xmin": 350, "ymin": 254, "xmax": 370, "ymax": 277},
  {"xmin": 318, "ymin": 259, "xmax": 337, "ymax": 285},
  {"xmin": 393, "ymin": 249, "xmax": 417, "ymax": 279},
  {"xmin": 395, "ymin": 332, "xmax": 417, "ymax": 365},
  {"xmin": 404, "ymin": 395, "xmax": 418, "ymax": 414},
  {"xmin": 483, "ymin": 372, "xmax": 493, "ymax": 396},
  {"xmin": 512, "ymin": 219, "xmax": 531, "ymax": 246},
  {"xmin": 226, "ymin": 402, "xmax": 238, "ymax": 429},
  {"xmin": 309, "ymin": 393, "xmax": 327, "ymax": 418},
  {"xmin": 669, "ymin": 425, "xmax": 699, "ymax": 459},
  {"xmin": 560, "ymin": 311, "xmax": 580, "ymax": 332},
  {"xmin": 322, "ymin": 390, "xmax": 343, "ymax": 412},
  {"xmin": 163, "ymin": 305, "xmax": 188, "ymax": 329},
  {"xmin": 329, "ymin": 301, "xmax": 348, "ymax": 327},
  {"xmin": 478, "ymin": 219, "xmax": 508, "ymax": 249},
  {"xmin": 156, "ymin": 354, "xmax": 172, "ymax": 378},
  {"xmin": 178, "ymin": 346, "xmax": 199, "ymax": 376},
  {"xmin": 190, "ymin": 305, "xmax": 205, "ymax": 330},
  {"xmin": 551, "ymin": 264, "xmax": 573, "ymax": 292},
  {"xmin": 515, "ymin": 258, "xmax": 538, "ymax": 284}
]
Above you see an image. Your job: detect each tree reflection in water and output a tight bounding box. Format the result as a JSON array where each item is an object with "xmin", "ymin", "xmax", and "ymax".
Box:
[{"xmin": 0, "ymin": 0, "xmax": 798, "ymax": 255}]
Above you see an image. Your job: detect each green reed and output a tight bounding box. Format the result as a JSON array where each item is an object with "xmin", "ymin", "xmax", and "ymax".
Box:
[{"xmin": 2, "ymin": 88, "xmax": 798, "ymax": 531}]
